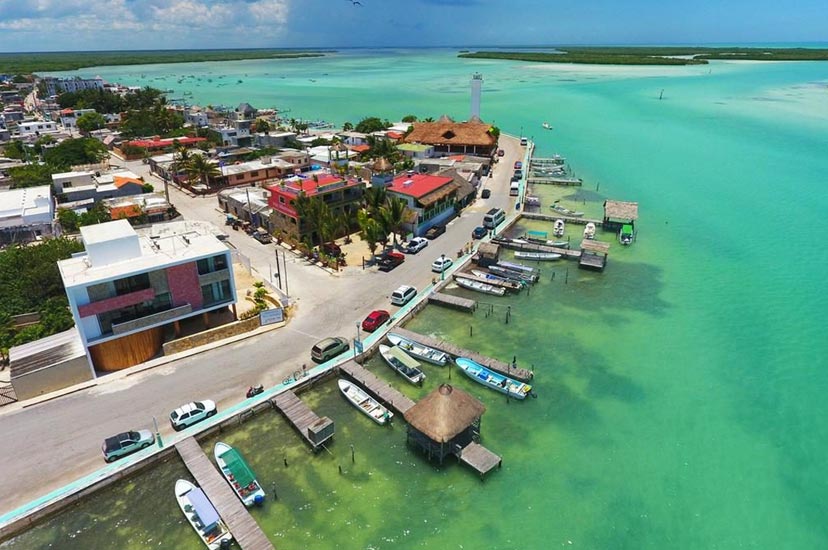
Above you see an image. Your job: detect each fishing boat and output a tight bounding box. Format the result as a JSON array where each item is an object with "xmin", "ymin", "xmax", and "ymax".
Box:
[
  {"xmin": 455, "ymin": 357, "xmax": 532, "ymax": 400},
  {"xmin": 542, "ymin": 122, "xmax": 553, "ymax": 130},
  {"xmin": 174, "ymin": 480, "xmax": 233, "ymax": 550},
  {"xmin": 496, "ymin": 260, "xmax": 539, "ymax": 275},
  {"xmin": 214, "ymin": 442, "xmax": 265, "ymax": 507},
  {"xmin": 619, "ymin": 224, "xmax": 634, "ymax": 246},
  {"xmin": 514, "ymin": 251, "xmax": 562, "ymax": 261},
  {"xmin": 546, "ymin": 240, "xmax": 570, "ymax": 248},
  {"xmin": 524, "ymin": 196, "xmax": 541, "ymax": 207},
  {"xmin": 337, "ymin": 379, "xmax": 393, "ymax": 424},
  {"xmin": 470, "ymin": 269, "xmax": 526, "ymax": 290},
  {"xmin": 583, "ymin": 222, "xmax": 596, "ymax": 240},
  {"xmin": 553, "ymin": 219, "xmax": 566, "ymax": 237},
  {"xmin": 550, "ymin": 203, "xmax": 584, "ymax": 217},
  {"xmin": 387, "ymin": 333, "xmax": 449, "ymax": 366},
  {"xmin": 455, "ymin": 276, "xmax": 507, "ymax": 296},
  {"xmin": 379, "ymin": 344, "xmax": 426, "ymax": 385},
  {"xmin": 488, "ymin": 265, "xmax": 538, "ymax": 284}
]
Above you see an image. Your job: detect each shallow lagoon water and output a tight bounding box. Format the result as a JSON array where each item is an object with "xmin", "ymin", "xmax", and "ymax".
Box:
[{"xmin": 7, "ymin": 49, "xmax": 828, "ymax": 549}]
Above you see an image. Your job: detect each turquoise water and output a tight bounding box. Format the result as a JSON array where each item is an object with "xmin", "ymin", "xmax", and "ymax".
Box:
[{"xmin": 10, "ymin": 50, "xmax": 828, "ymax": 548}]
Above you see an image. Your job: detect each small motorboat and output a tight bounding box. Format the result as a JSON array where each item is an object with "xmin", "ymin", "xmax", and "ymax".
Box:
[
  {"xmin": 496, "ymin": 260, "xmax": 539, "ymax": 275},
  {"xmin": 514, "ymin": 251, "xmax": 562, "ymax": 261},
  {"xmin": 387, "ymin": 333, "xmax": 449, "ymax": 366},
  {"xmin": 455, "ymin": 357, "xmax": 532, "ymax": 400},
  {"xmin": 583, "ymin": 222, "xmax": 596, "ymax": 240},
  {"xmin": 489, "ymin": 265, "xmax": 539, "ymax": 283},
  {"xmin": 379, "ymin": 344, "xmax": 426, "ymax": 385},
  {"xmin": 338, "ymin": 379, "xmax": 393, "ymax": 424},
  {"xmin": 619, "ymin": 224, "xmax": 634, "ymax": 246},
  {"xmin": 553, "ymin": 219, "xmax": 566, "ymax": 237},
  {"xmin": 214, "ymin": 442, "xmax": 266, "ymax": 507},
  {"xmin": 550, "ymin": 203, "xmax": 585, "ymax": 217},
  {"xmin": 545, "ymin": 240, "xmax": 570, "ymax": 248},
  {"xmin": 542, "ymin": 122, "xmax": 553, "ymax": 130},
  {"xmin": 454, "ymin": 276, "xmax": 507, "ymax": 296},
  {"xmin": 470, "ymin": 269, "xmax": 525, "ymax": 290},
  {"xmin": 175, "ymin": 480, "xmax": 233, "ymax": 550}
]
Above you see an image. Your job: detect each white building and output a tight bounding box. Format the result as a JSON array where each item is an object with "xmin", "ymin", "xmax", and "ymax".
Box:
[
  {"xmin": 17, "ymin": 121, "xmax": 58, "ymax": 137},
  {"xmin": 0, "ymin": 185, "xmax": 54, "ymax": 243},
  {"xmin": 58, "ymin": 220, "xmax": 237, "ymax": 372},
  {"xmin": 43, "ymin": 77, "xmax": 105, "ymax": 96}
]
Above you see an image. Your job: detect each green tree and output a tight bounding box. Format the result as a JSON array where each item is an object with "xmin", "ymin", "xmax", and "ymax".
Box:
[
  {"xmin": 76, "ymin": 112, "xmax": 107, "ymax": 135},
  {"xmin": 380, "ymin": 197, "xmax": 409, "ymax": 246},
  {"xmin": 355, "ymin": 117, "xmax": 391, "ymax": 134},
  {"xmin": 357, "ymin": 210, "xmax": 382, "ymax": 257},
  {"xmin": 3, "ymin": 140, "xmax": 26, "ymax": 160},
  {"xmin": 254, "ymin": 119, "xmax": 271, "ymax": 134},
  {"xmin": 488, "ymin": 125, "xmax": 501, "ymax": 139},
  {"xmin": 186, "ymin": 155, "xmax": 220, "ymax": 188},
  {"xmin": 401, "ymin": 114, "xmax": 418, "ymax": 123},
  {"xmin": 8, "ymin": 164, "xmax": 52, "ymax": 189},
  {"xmin": 78, "ymin": 203, "xmax": 111, "ymax": 227},
  {"xmin": 43, "ymin": 137, "xmax": 107, "ymax": 170},
  {"xmin": 342, "ymin": 122, "xmax": 354, "ymax": 132},
  {"xmin": 33, "ymin": 134, "xmax": 56, "ymax": 155},
  {"xmin": 363, "ymin": 186, "xmax": 387, "ymax": 214},
  {"xmin": 57, "ymin": 208, "xmax": 80, "ymax": 233}
]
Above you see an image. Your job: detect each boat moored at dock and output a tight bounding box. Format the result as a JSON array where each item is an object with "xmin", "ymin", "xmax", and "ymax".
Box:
[
  {"xmin": 553, "ymin": 219, "xmax": 566, "ymax": 237},
  {"xmin": 174, "ymin": 479, "xmax": 233, "ymax": 550},
  {"xmin": 454, "ymin": 276, "xmax": 507, "ymax": 296},
  {"xmin": 387, "ymin": 333, "xmax": 450, "ymax": 366},
  {"xmin": 338, "ymin": 379, "xmax": 393, "ymax": 424},
  {"xmin": 213, "ymin": 442, "xmax": 265, "ymax": 508},
  {"xmin": 514, "ymin": 251, "xmax": 562, "ymax": 261},
  {"xmin": 489, "ymin": 264, "xmax": 539, "ymax": 283},
  {"xmin": 583, "ymin": 222, "xmax": 596, "ymax": 240},
  {"xmin": 455, "ymin": 357, "xmax": 533, "ymax": 400},
  {"xmin": 379, "ymin": 344, "xmax": 426, "ymax": 385}
]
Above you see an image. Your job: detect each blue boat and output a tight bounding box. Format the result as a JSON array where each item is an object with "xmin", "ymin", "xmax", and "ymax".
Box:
[{"xmin": 455, "ymin": 357, "xmax": 532, "ymax": 400}]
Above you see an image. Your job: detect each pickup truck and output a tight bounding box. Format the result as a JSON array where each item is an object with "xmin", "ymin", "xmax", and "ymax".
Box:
[
  {"xmin": 377, "ymin": 251, "xmax": 405, "ymax": 272},
  {"xmin": 424, "ymin": 225, "xmax": 446, "ymax": 240}
]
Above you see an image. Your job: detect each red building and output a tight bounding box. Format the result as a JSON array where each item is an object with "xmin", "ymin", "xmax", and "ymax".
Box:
[{"xmin": 386, "ymin": 172, "xmax": 459, "ymax": 236}]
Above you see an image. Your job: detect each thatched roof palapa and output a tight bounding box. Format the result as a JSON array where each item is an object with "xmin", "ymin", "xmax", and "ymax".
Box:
[
  {"xmin": 603, "ymin": 200, "xmax": 639, "ymax": 221},
  {"xmin": 372, "ymin": 157, "xmax": 393, "ymax": 172},
  {"xmin": 404, "ymin": 121, "xmax": 496, "ymax": 148},
  {"xmin": 404, "ymin": 384, "xmax": 486, "ymax": 443}
]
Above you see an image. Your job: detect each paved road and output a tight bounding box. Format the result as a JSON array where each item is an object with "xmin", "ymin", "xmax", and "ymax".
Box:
[{"xmin": 0, "ymin": 136, "xmax": 526, "ymax": 516}]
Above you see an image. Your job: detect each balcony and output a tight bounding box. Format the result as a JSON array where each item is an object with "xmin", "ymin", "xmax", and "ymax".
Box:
[
  {"xmin": 111, "ymin": 304, "xmax": 193, "ymax": 335},
  {"xmin": 197, "ymin": 268, "xmax": 231, "ymax": 286}
]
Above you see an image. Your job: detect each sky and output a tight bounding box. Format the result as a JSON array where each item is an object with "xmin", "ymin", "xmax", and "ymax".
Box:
[{"xmin": 0, "ymin": 0, "xmax": 826, "ymax": 52}]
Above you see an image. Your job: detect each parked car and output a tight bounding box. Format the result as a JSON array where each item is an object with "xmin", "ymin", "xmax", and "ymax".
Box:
[
  {"xmin": 252, "ymin": 228, "xmax": 272, "ymax": 244},
  {"xmin": 391, "ymin": 285, "xmax": 417, "ymax": 306},
  {"xmin": 431, "ymin": 256, "xmax": 454, "ymax": 273},
  {"xmin": 362, "ymin": 310, "xmax": 390, "ymax": 332},
  {"xmin": 514, "ymin": 161, "xmax": 523, "ymax": 170},
  {"xmin": 424, "ymin": 225, "xmax": 446, "ymax": 240},
  {"xmin": 497, "ymin": 149, "xmax": 505, "ymax": 157},
  {"xmin": 404, "ymin": 237, "xmax": 429, "ymax": 254},
  {"xmin": 101, "ymin": 430, "xmax": 154, "ymax": 463},
  {"xmin": 513, "ymin": 169, "xmax": 523, "ymax": 179},
  {"xmin": 169, "ymin": 400, "xmax": 217, "ymax": 431},
  {"xmin": 378, "ymin": 251, "xmax": 405, "ymax": 272},
  {"xmin": 481, "ymin": 188, "xmax": 491, "ymax": 199},
  {"xmin": 472, "ymin": 226, "xmax": 488, "ymax": 239},
  {"xmin": 311, "ymin": 336, "xmax": 350, "ymax": 362}
]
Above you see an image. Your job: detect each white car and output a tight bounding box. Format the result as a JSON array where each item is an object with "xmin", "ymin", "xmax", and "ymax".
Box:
[
  {"xmin": 391, "ymin": 285, "xmax": 417, "ymax": 306},
  {"xmin": 102, "ymin": 430, "xmax": 154, "ymax": 463},
  {"xmin": 431, "ymin": 256, "xmax": 454, "ymax": 273},
  {"xmin": 404, "ymin": 237, "xmax": 429, "ymax": 254},
  {"xmin": 169, "ymin": 400, "xmax": 217, "ymax": 431}
]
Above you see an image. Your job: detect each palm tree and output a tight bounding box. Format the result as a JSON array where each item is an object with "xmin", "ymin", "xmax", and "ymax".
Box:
[
  {"xmin": 363, "ymin": 186, "xmax": 387, "ymax": 215},
  {"xmin": 357, "ymin": 210, "xmax": 381, "ymax": 258},
  {"xmin": 343, "ymin": 122, "xmax": 354, "ymax": 131},
  {"xmin": 186, "ymin": 155, "xmax": 220, "ymax": 189},
  {"xmin": 381, "ymin": 197, "xmax": 408, "ymax": 246}
]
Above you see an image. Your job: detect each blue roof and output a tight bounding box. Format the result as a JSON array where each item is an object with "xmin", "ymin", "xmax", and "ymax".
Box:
[{"xmin": 188, "ymin": 488, "xmax": 220, "ymax": 528}]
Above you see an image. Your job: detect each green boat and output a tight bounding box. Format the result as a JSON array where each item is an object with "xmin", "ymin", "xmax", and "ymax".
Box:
[
  {"xmin": 214, "ymin": 442, "xmax": 265, "ymax": 507},
  {"xmin": 619, "ymin": 224, "xmax": 634, "ymax": 245}
]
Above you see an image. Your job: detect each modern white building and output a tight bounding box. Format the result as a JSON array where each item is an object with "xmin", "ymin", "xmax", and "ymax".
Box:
[
  {"xmin": 0, "ymin": 185, "xmax": 54, "ymax": 244},
  {"xmin": 58, "ymin": 220, "xmax": 237, "ymax": 372},
  {"xmin": 17, "ymin": 121, "xmax": 59, "ymax": 137},
  {"xmin": 43, "ymin": 77, "xmax": 105, "ymax": 96}
]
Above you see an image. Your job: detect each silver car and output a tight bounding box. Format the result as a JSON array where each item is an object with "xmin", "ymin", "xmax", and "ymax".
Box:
[{"xmin": 102, "ymin": 430, "xmax": 154, "ymax": 462}]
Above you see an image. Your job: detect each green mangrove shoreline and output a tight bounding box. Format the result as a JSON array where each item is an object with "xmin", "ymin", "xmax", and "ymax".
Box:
[
  {"xmin": 459, "ymin": 47, "xmax": 828, "ymax": 65},
  {"xmin": 0, "ymin": 49, "xmax": 331, "ymax": 74}
]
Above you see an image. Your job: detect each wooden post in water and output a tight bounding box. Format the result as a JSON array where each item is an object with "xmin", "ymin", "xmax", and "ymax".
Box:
[
  {"xmin": 470, "ymin": 325, "xmax": 473, "ymax": 337},
  {"xmin": 565, "ymin": 268, "xmax": 569, "ymax": 284},
  {"xmin": 505, "ymin": 305, "xmax": 511, "ymax": 324},
  {"xmin": 351, "ymin": 445, "xmax": 355, "ymax": 464}
]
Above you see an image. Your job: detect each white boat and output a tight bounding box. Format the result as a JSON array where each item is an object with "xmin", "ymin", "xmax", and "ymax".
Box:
[
  {"xmin": 175, "ymin": 479, "xmax": 233, "ymax": 550},
  {"xmin": 583, "ymin": 222, "xmax": 596, "ymax": 240},
  {"xmin": 514, "ymin": 251, "xmax": 562, "ymax": 261},
  {"xmin": 488, "ymin": 265, "xmax": 538, "ymax": 284},
  {"xmin": 551, "ymin": 203, "xmax": 585, "ymax": 217},
  {"xmin": 496, "ymin": 260, "xmax": 539, "ymax": 275},
  {"xmin": 214, "ymin": 442, "xmax": 265, "ymax": 507},
  {"xmin": 470, "ymin": 269, "xmax": 526, "ymax": 290},
  {"xmin": 338, "ymin": 379, "xmax": 393, "ymax": 424},
  {"xmin": 379, "ymin": 344, "xmax": 426, "ymax": 385},
  {"xmin": 524, "ymin": 196, "xmax": 541, "ymax": 206},
  {"xmin": 542, "ymin": 122, "xmax": 553, "ymax": 130},
  {"xmin": 455, "ymin": 357, "xmax": 532, "ymax": 400},
  {"xmin": 387, "ymin": 333, "xmax": 449, "ymax": 366},
  {"xmin": 545, "ymin": 240, "xmax": 570, "ymax": 248},
  {"xmin": 553, "ymin": 219, "xmax": 566, "ymax": 237},
  {"xmin": 455, "ymin": 276, "xmax": 506, "ymax": 296}
]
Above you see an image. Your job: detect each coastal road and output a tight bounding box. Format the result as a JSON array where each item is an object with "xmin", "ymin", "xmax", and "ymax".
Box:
[{"xmin": 0, "ymin": 136, "xmax": 527, "ymax": 517}]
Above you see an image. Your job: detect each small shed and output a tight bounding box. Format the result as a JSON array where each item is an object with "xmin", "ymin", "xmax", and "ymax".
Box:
[
  {"xmin": 404, "ymin": 384, "xmax": 486, "ymax": 464},
  {"xmin": 475, "ymin": 242, "xmax": 500, "ymax": 268},
  {"xmin": 603, "ymin": 200, "xmax": 639, "ymax": 232},
  {"xmin": 579, "ymin": 239, "xmax": 610, "ymax": 271},
  {"xmin": 9, "ymin": 327, "xmax": 91, "ymax": 401}
]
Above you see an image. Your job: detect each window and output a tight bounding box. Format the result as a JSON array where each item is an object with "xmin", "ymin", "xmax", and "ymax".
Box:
[
  {"xmin": 250, "ymin": 171, "xmax": 259, "ymax": 177},
  {"xmin": 197, "ymin": 254, "xmax": 228, "ymax": 275},
  {"xmin": 279, "ymin": 197, "xmax": 285, "ymax": 204},
  {"xmin": 113, "ymin": 273, "xmax": 150, "ymax": 295},
  {"xmin": 201, "ymin": 278, "xmax": 232, "ymax": 306}
]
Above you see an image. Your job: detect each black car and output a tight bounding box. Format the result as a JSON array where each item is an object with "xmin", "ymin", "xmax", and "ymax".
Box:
[
  {"xmin": 472, "ymin": 226, "xmax": 487, "ymax": 239},
  {"xmin": 481, "ymin": 188, "xmax": 491, "ymax": 199},
  {"xmin": 425, "ymin": 225, "xmax": 446, "ymax": 239}
]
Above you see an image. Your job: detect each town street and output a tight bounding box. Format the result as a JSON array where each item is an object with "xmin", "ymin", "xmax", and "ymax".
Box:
[{"xmin": 0, "ymin": 136, "xmax": 526, "ymax": 516}]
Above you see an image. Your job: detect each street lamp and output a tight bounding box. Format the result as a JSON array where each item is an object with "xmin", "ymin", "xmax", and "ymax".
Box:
[
  {"xmin": 355, "ymin": 323, "xmax": 361, "ymax": 363},
  {"xmin": 152, "ymin": 416, "xmax": 163, "ymax": 449},
  {"xmin": 440, "ymin": 253, "xmax": 446, "ymax": 281}
]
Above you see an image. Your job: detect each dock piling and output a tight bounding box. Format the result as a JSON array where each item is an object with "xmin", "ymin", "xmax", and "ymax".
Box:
[{"xmin": 351, "ymin": 445, "xmax": 355, "ymax": 463}]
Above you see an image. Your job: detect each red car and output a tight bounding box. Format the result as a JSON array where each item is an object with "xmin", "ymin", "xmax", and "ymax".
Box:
[
  {"xmin": 361, "ymin": 310, "xmax": 390, "ymax": 332},
  {"xmin": 514, "ymin": 161, "xmax": 523, "ymax": 170}
]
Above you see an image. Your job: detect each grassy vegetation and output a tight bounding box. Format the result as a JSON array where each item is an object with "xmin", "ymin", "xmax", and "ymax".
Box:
[
  {"xmin": 0, "ymin": 49, "xmax": 328, "ymax": 74},
  {"xmin": 458, "ymin": 47, "xmax": 828, "ymax": 65}
]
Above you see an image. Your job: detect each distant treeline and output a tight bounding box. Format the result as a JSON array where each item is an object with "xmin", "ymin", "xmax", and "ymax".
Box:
[
  {"xmin": 0, "ymin": 49, "xmax": 329, "ymax": 74},
  {"xmin": 458, "ymin": 47, "xmax": 828, "ymax": 65}
]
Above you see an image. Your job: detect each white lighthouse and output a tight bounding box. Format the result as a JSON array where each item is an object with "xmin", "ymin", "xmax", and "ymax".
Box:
[{"xmin": 470, "ymin": 73, "xmax": 483, "ymax": 120}]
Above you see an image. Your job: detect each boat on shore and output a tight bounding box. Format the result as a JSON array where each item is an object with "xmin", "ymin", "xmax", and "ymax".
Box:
[
  {"xmin": 488, "ymin": 265, "xmax": 538, "ymax": 284},
  {"xmin": 174, "ymin": 480, "xmax": 233, "ymax": 550},
  {"xmin": 455, "ymin": 357, "xmax": 533, "ymax": 400},
  {"xmin": 379, "ymin": 344, "xmax": 426, "ymax": 385},
  {"xmin": 496, "ymin": 260, "xmax": 539, "ymax": 275},
  {"xmin": 553, "ymin": 219, "xmax": 566, "ymax": 237},
  {"xmin": 583, "ymin": 222, "xmax": 596, "ymax": 240},
  {"xmin": 455, "ymin": 276, "xmax": 507, "ymax": 296},
  {"xmin": 214, "ymin": 442, "xmax": 265, "ymax": 507},
  {"xmin": 338, "ymin": 379, "xmax": 393, "ymax": 424},
  {"xmin": 387, "ymin": 333, "xmax": 449, "ymax": 366},
  {"xmin": 551, "ymin": 203, "xmax": 584, "ymax": 217},
  {"xmin": 514, "ymin": 251, "xmax": 562, "ymax": 261},
  {"xmin": 470, "ymin": 269, "xmax": 526, "ymax": 289}
]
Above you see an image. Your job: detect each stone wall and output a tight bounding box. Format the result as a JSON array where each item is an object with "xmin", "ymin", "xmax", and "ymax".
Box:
[{"xmin": 162, "ymin": 315, "xmax": 262, "ymax": 356}]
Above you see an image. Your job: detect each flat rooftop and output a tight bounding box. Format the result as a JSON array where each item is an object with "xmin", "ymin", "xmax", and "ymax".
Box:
[{"xmin": 60, "ymin": 220, "xmax": 230, "ymax": 288}]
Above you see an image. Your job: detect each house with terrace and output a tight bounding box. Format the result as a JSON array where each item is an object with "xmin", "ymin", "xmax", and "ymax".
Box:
[{"xmin": 386, "ymin": 171, "xmax": 460, "ymax": 237}]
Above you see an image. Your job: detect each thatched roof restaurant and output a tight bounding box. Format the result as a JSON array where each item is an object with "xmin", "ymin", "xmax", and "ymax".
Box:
[{"xmin": 403, "ymin": 118, "xmax": 497, "ymax": 156}]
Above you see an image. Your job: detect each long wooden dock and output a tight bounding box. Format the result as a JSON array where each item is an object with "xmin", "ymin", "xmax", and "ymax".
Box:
[
  {"xmin": 272, "ymin": 391, "xmax": 334, "ymax": 451},
  {"xmin": 390, "ymin": 328, "xmax": 533, "ymax": 382},
  {"xmin": 526, "ymin": 176, "xmax": 583, "ymax": 186},
  {"xmin": 492, "ymin": 237, "xmax": 581, "ymax": 260},
  {"xmin": 428, "ymin": 292, "xmax": 477, "ymax": 312},
  {"xmin": 339, "ymin": 360, "xmax": 416, "ymax": 415},
  {"xmin": 175, "ymin": 437, "xmax": 274, "ymax": 550},
  {"xmin": 456, "ymin": 442, "xmax": 502, "ymax": 479},
  {"xmin": 522, "ymin": 211, "xmax": 603, "ymax": 227}
]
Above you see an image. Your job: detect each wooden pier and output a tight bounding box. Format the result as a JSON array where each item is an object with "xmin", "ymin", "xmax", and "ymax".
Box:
[
  {"xmin": 428, "ymin": 292, "xmax": 477, "ymax": 312},
  {"xmin": 456, "ymin": 442, "xmax": 502, "ymax": 478},
  {"xmin": 526, "ymin": 176, "xmax": 583, "ymax": 186},
  {"xmin": 391, "ymin": 328, "xmax": 533, "ymax": 382},
  {"xmin": 272, "ymin": 391, "xmax": 334, "ymax": 451},
  {"xmin": 522, "ymin": 211, "xmax": 602, "ymax": 227},
  {"xmin": 579, "ymin": 240, "xmax": 610, "ymax": 271},
  {"xmin": 175, "ymin": 437, "xmax": 274, "ymax": 550},
  {"xmin": 491, "ymin": 237, "xmax": 582, "ymax": 260},
  {"xmin": 339, "ymin": 360, "xmax": 416, "ymax": 415}
]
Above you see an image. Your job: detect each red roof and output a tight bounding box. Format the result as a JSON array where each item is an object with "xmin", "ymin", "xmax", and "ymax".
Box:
[
  {"xmin": 267, "ymin": 174, "xmax": 359, "ymax": 216},
  {"xmin": 350, "ymin": 144, "xmax": 370, "ymax": 153},
  {"xmin": 60, "ymin": 108, "xmax": 74, "ymax": 115},
  {"xmin": 127, "ymin": 136, "xmax": 207, "ymax": 149},
  {"xmin": 388, "ymin": 173, "xmax": 454, "ymax": 199},
  {"xmin": 386, "ymin": 131, "xmax": 404, "ymax": 139}
]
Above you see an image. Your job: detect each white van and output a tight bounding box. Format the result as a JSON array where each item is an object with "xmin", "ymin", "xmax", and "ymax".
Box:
[
  {"xmin": 520, "ymin": 137, "xmax": 528, "ymax": 146},
  {"xmin": 509, "ymin": 182, "xmax": 520, "ymax": 196},
  {"xmin": 483, "ymin": 208, "xmax": 506, "ymax": 229},
  {"xmin": 391, "ymin": 285, "xmax": 417, "ymax": 306}
]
